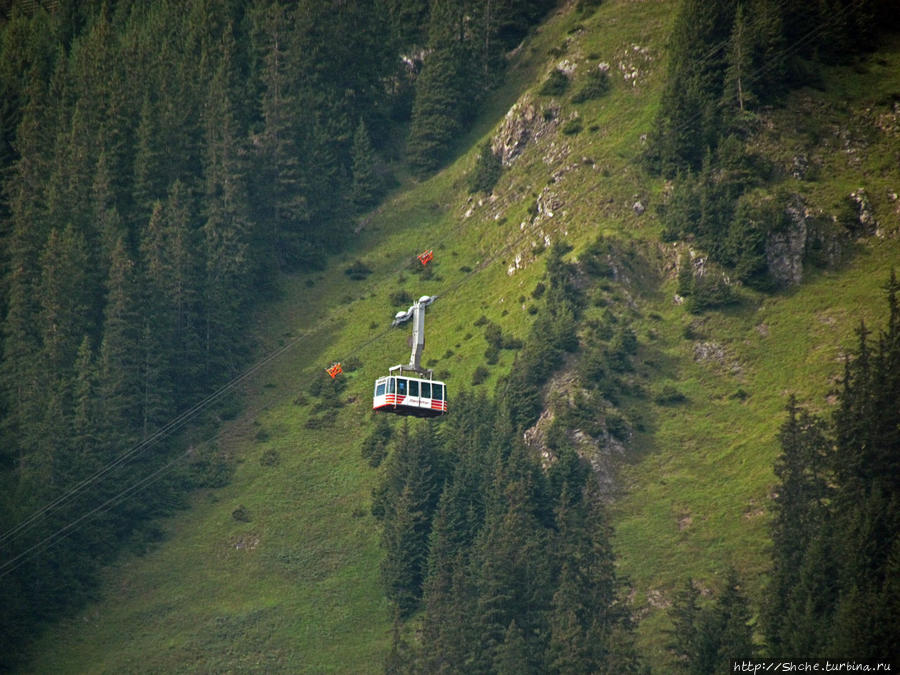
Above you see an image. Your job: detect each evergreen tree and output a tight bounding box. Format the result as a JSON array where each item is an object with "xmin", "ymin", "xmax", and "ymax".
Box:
[
  {"xmin": 470, "ymin": 454, "xmax": 553, "ymax": 671},
  {"xmin": 37, "ymin": 225, "xmax": 92, "ymax": 385},
  {"xmin": 649, "ymin": 0, "xmax": 735, "ymax": 174},
  {"xmin": 765, "ymin": 273, "xmax": 900, "ymax": 658},
  {"xmin": 468, "ymin": 140, "xmax": 502, "ymax": 194},
  {"xmin": 254, "ymin": 1, "xmax": 309, "ymax": 268},
  {"xmin": 667, "ymin": 578, "xmax": 702, "ymax": 672},
  {"xmin": 91, "ymin": 149, "xmax": 127, "ymax": 270},
  {"xmin": 495, "ymin": 620, "xmax": 534, "ymax": 675},
  {"xmin": 97, "ymin": 238, "xmax": 143, "ymax": 448},
  {"xmin": 377, "ymin": 424, "xmax": 445, "ymax": 617},
  {"xmin": 350, "ymin": 119, "xmax": 382, "ymax": 211},
  {"xmin": 548, "ymin": 479, "xmax": 639, "ymax": 674},
  {"xmin": 722, "ymin": 3, "xmax": 754, "ymax": 115},
  {"xmin": 71, "ymin": 335, "xmax": 100, "ymax": 471},
  {"xmin": 707, "ymin": 569, "xmax": 755, "ymax": 666},
  {"xmin": 139, "ymin": 201, "xmax": 177, "ymax": 436},
  {"xmin": 202, "ymin": 31, "xmax": 255, "ymax": 380},
  {"xmin": 132, "ymin": 95, "xmax": 165, "ymax": 228},
  {"xmin": 162, "ymin": 180, "xmax": 204, "ymax": 406},
  {"xmin": 406, "ymin": 1, "xmax": 470, "ymax": 175},
  {"xmin": 668, "ymin": 570, "xmax": 754, "ymax": 674},
  {"xmin": 763, "ymin": 397, "xmax": 831, "ymax": 650}
]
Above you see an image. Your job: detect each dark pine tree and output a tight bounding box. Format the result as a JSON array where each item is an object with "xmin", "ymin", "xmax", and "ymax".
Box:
[
  {"xmin": 96, "ymin": 238, "xmax": 143, "ymax": 450},
  {"xmin": 350, "ymin": 119, "xmax": 382, "ymax": 211},
  {"xmin": 763, "ymin": 396, "xmax": 831, "ymax": 652},
  {"xmin": 377, "ymin": 424, "xmax": 445, "ymax": 617},
  {"xmin": 648, "ymin": 0, "xmax": 736, "ymax": 174},
  {"xmin": 406, "ymin": 1, "xmax": 470, "ymax": 175}
]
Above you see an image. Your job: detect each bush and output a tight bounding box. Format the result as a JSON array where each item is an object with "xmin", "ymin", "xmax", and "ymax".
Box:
[
  {"xmin": 184, "ymin": 443, "xmax": 233, "ymax": 489},
  {"xmin": 612, "ymin": 325, "xmax": 638, "ymax": 355},
  {"xmin": 655, "ymin": 385, "xmax": 687, "ymax": 405},
  {"xmin": 390, "ymin": 289, "xmax": 413, "ymax": 306},
  {"xmin": 677, "ymin": 251, "xmax": 694, "ymax": 296},
  {"xmin": 539, "ymin": 68, "xmax": 569, "ymax": 96},
  {"xmin": 687, "ymin": 272, "xmax": 737, "ymax": 313},
  {"xmin": 344, "ymin": 260, "xmax": 372, "ymax": 280},
  {"xmin": 471, "ymin": 365, "xmax": 490, "ymax": 385},
  {"xmin": 232, "ymin": 505, "xmax": 252, "ymax": 522},
  {"xmin": 582, "ymin": 236, "xmax": 615, "ymax": 277},
  {"xmin": 342, "ymin": 356, "xmax": 362, "ymax": 372},
  {"xmin": 260, "ymin": 449, "xmax": 281, "ymax": 466},
  {"xmin": 572, "ymin": 68, "xmax": 610, "ymax": 103},
  {"xmin": 469, "ymin": 142, "xmax": 502, "ymax": 194},
  {"xmin": 305, "ymin": 411, "xmax": 337, "ymax": 429},
  {"xmin": 561, "ymin": 119, "xmax": 583, "ymax": 135},
  {"xmin": 605, "ymin": 411, "xmax": 630, "ymax": 440}
]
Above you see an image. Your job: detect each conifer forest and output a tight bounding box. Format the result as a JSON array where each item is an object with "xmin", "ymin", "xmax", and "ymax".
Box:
[{"xmin": 0, "ymin": 0, "xmax": 898, "ymax": 672}]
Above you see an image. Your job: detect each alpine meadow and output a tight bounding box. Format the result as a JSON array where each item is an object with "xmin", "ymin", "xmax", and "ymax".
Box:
[{"xmin": 0, "ymin": 0, "xmax": 898, "ymax": 672}]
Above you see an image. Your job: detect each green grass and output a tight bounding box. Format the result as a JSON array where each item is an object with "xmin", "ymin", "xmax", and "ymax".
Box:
[
  {"xmin": 23, "ymin": 1, "xmax": 900, "ymax": 672},
  {"xmin": 612, "ymin": 241, "xmax": 900, "ymax": 669}
]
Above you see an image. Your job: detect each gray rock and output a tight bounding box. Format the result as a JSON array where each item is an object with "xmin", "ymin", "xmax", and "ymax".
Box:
[
  {"xmin": 766, "ymin": 195, "xmax": 807, "ymax": 287},
  {"xmin": 491, "ymin": 94, "xmax": 557, "ymax": 167},
  {"xmin": 849, "ymin": 188, "xmax": 879, "ymax": 236}
]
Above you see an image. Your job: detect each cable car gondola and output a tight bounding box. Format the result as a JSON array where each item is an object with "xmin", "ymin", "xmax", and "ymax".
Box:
[
  {"xmin": 372, "ymin": 368, "xmax": 447, "ymax": 418},
  {"xmin": 373, "ymin": 295, "xmax": 448, "ymax": 418}
]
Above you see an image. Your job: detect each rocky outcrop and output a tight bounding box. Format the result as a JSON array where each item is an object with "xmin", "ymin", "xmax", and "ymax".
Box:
[
  {"xmin": 765, "ymin": 195, "xmax": 808, "ymax": 287},
  {"xmin": 849, "ymin": 187, "xmax": 880, "ymax": 237},
  {"xmin": 491, "ymin": 94, "xmax": 558, "ymax": 166}
]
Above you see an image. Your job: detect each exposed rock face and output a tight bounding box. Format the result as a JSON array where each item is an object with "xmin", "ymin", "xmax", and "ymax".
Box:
[
  {"xmin": 491, "ymin": 94, "xmax": 557, "ymax": 166},
  {"xmin": 766, "ymin": 196, "xmax": 808, "ymax": 287},
  {"xmin": 791, "ymin": 153, "xmax": 809, "ymax": 179},
  {"xmin": 536, "ymin": 187, "xmax": 563, "ymax": 219},
  {"xmin": 693, "ymin": 341, "xmax": 741, "ymax": 375},
  {"xmin": 849, "ymin": 187, "xmax": 879, "ymax": 236}
]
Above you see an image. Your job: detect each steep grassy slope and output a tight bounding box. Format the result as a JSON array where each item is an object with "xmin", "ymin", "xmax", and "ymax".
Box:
[{"xmin": 23, "ymin": 1, "xmax": 900, "ymax": 672}]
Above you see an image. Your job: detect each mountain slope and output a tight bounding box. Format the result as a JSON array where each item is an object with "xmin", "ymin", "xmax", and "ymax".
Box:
[{"xmin": 23, "ymin": 1, "xmax": 900, "ymax": 672}]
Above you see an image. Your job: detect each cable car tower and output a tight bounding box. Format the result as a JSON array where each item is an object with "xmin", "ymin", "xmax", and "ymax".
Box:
[{"xmin": 372, "ymin": 295, "xmax": 447, "ymax": 417}]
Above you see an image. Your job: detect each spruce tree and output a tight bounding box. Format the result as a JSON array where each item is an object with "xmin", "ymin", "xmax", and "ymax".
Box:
[
  {"xmin": 37, "ymin": 225, "xmax": 92, "ymax": 385},
  {"xmin": 495, "ymin": 620, "xmax": 533, "ymax": 675},
  {"xmin": 377, "ymin": 424, "xmax": 444, "ymax": 617},
  {"xmin": 471, "ymin": 458, "xmax": 552, "ymax": 672},
  {"xmin": 202, "ymin": 31, "xmax": 255, "ymax": 380},
  {"xmin": 406, "ymin": 1, "xmax": 470, "ymax": 175},
  {"xmin": 162, "ymin": 180, "xmax": 204, "ymax": 406},
  {"xmin": 764, "ymin": 397, "xmax": 831, "ymax": 650},
  {"xmin": 649, "ymin": 0, "xmax": 735, "ymax": 174},
  {"xmin": 350, "ymin": 119, "xmax": 381, "ymax": 211},
  {"xmin": 139, "ymin": 202, "xmax": 177, "ymax": 436},
  {"xmin": 722, "ymin": 3, "xmax": 754, "ymax": 115},
  {"xmin": 132, "ymin": 95, "xmax": 164, "ymax": 228},
  {"xmin": 468, "ymin": 140, "xmax": 502, "ymax": 194},
  {"xmin": 97, "ymin": 238, "xmax": 143, "ymax": 448},
  {"xmin": 254, "ymin": 1, "xmax": 309, "ymax": 268},
  {"xmin": 667, "ymin": 578, "xmax": 702, "ymax": 672}
]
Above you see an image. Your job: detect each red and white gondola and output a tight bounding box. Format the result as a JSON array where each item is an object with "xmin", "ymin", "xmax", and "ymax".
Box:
[{"xmin": 372, "ymin": 294, "xmax": 448, "ymax": 418}]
